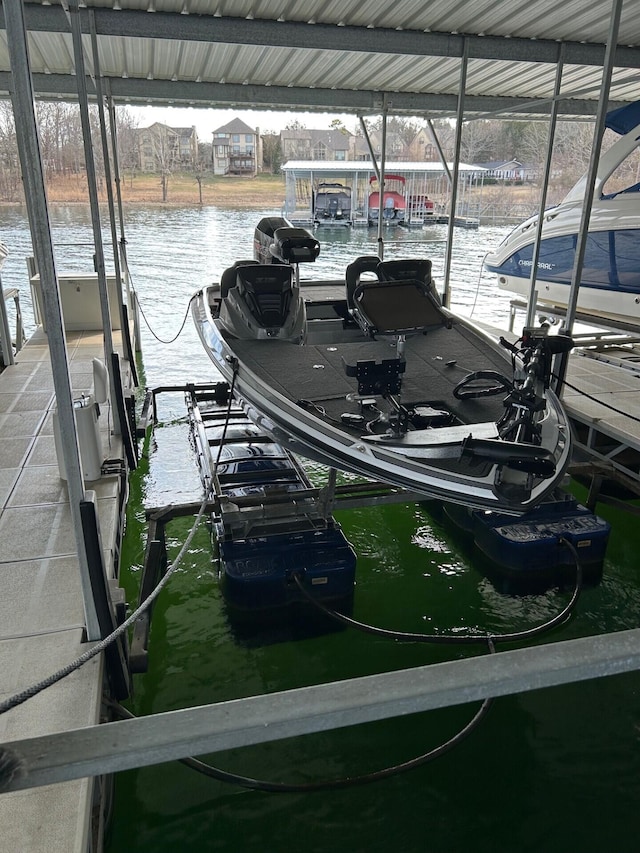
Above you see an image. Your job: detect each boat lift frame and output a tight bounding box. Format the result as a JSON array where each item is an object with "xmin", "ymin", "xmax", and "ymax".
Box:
[{"xmin": 129, "ymin": 380, "xmax": 425, "ymax": 672}]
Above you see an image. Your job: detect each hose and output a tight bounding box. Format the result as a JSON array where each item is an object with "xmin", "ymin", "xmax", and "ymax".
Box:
[
  {"xmin": 105, "ymin": 673, "xmax": 493, "ymax": 793},
  {"xmin": 292, "ymin": 534, "xmax": 583, "ymax": 647}
]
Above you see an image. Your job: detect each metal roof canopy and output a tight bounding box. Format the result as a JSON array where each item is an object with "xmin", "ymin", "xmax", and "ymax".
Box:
[{"xmin": 0, "ymin": 1, "xmax": 639, "ymax": 121}]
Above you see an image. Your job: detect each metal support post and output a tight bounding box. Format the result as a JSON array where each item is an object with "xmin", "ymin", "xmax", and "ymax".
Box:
[
  {"xmin": 376, "ymin": 109, "xmax": 388, "ymax": 258},
  {"xmin": 525, "ymin": 44, "xmax": 565, "ymax": 329},
  {"xmin": 106, "ymin": 90, "xmax": 141, "ymax": 353},
  {"xmin": 4, "ymin": 0, "xmax": 101, "ymax": 639},
  {"xmin": 556, "ymin": 0, "xmax": 623, "ymax": 394},
  {"xmin": 442, "ymin": 38, "xmax": 468, "ymax": 308},
  {"xmin": 67, "ymin": 0, "xmax": 121, "ymax": 434},
  {"xmin": 89, "ymin": 10, "xmax": 138, "ymax": 387},
  {"xmin": 563, "ymin": 0, "xmax": 623, "ymax": 335}
]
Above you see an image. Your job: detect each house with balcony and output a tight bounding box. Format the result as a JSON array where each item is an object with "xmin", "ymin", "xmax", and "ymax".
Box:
[
  {"xmin": 280, "ymin": 128, "xmax": 356, "ymax": 162},
  {"xmin": 211, "ymin": 119, "xmax": 260, "ymax": 176}
]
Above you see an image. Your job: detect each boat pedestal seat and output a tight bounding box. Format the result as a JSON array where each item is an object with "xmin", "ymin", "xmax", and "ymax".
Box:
[
  {"xmin": 377, "ymin": 258, "xmax": 442, "ymax": 305},
  {"xmin": 352, "ymin": 279, "xmax": 452, "ymax": 337},
  {"xmin": 237, "ymin": 265, "xmax": 296, "ymax": 329},
  {"xmin": 220, "ymin": 260, "xmax": 258, "ymax": 298},
  {"xmin": 345, "ymin": 255, "xmax": 382, "ymax": 310}
]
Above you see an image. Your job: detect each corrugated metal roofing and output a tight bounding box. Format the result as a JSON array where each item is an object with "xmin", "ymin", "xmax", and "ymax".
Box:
[{"xmin": 0, "ymin": 1, "xmax": 639, "ymax": 120}]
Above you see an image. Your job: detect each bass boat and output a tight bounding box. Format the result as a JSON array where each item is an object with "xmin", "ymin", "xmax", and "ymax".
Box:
[{"xmin": 192, "ymin": 218, "xmax": 574, "ymax": 513}]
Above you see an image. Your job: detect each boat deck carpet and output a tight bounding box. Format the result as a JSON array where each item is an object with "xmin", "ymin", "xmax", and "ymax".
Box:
[{"xmin": 231, "ymin": 324, "xmax": 512, "ymax": 433}]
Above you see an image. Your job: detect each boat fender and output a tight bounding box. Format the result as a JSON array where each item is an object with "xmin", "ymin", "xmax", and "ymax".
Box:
[{"xmin": 92, "ymin": 358, "xmax": 109, "ymax": 405}]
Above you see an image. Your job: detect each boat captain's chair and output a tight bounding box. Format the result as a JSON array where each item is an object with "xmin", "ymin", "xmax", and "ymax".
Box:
[
  {"xmin": 350, "ymin": 257, "xmax": 452, "ymax": 339},
  {"xmin": 220, "ymin": 260, "xmax": 258, "ymax": 298},
  {"xmin": 235, "ymin": 264, "xmax": 296, "ymax": 330},
  {"xmin": 345, "ymin": 255, "xmax": 382, "ymax": 311}
]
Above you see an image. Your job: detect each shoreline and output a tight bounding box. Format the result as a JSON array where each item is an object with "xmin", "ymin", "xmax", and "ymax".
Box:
[{"xmin": 1, "ymin": 172, "xmax": 287, "ymax": 208}]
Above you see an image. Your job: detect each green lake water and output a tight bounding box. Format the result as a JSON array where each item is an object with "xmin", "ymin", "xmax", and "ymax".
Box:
[{"xmin": 107, "ymin": 424, "xmax": 640, "ymax": 852}]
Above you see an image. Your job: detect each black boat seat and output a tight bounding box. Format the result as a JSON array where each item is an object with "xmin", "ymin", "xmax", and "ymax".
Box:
[
  {"xmin": 352, "ymin": 279, "xmax": 451, "ymax": 337},
  {"xmin": 345, "ymin": 255, "xmax": 382, "ymax": 309},
  {"xmin": 220, "ymin": 260, "xmax": 258, "ymax": 298},
  {"xmin": 378, "ymin": 258, "xmax": 443, "ymax": 305},
  {"xmin": 236, "ymin": 264, "xmax": 295, "ymax": 329}
]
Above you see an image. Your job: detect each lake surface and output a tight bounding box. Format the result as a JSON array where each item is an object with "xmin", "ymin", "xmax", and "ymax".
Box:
[{"xmin": 2, "ymin": 205, "xmax": 640, "ymax": 852}]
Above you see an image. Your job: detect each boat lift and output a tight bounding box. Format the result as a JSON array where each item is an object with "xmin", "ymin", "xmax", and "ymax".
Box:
[{"xmin": 130, "ymin": 380, "xmax": 426, "ymax": 671}]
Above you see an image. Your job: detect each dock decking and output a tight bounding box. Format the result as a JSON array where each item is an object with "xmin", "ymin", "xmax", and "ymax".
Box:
[{"xmin": 0, "ymin": 327, "xmax": 128, "ymax": 853}]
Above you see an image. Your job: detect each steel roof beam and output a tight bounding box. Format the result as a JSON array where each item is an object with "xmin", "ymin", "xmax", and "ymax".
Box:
[
  {"xmin": 0, "ymin": 71, "xmax": 620, "ymax": 119},
  {"xmin": 3, "ymin": 4, "xmax": 640, "ymax": 70}
]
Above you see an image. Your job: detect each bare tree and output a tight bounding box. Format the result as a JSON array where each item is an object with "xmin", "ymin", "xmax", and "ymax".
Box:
[
  {"xmin": 261, "ymin": 133, "xmax": 282, "ymax": 173},
  {"xmin": 112, "ymin": 107, "xmax": 140, "ymax": 189},
  {"xmin": 0, "ymin": 101, "xmax": 19, "ymax": 200}
]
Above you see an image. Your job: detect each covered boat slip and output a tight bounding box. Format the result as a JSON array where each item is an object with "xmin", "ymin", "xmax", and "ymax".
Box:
[
  {"xmin": 5, "ymin": 0, "xmax": 640, "ymax": 844},
  {"xmin": 282, "ymin": 162, "xmax": 464, "ymax": 226}
]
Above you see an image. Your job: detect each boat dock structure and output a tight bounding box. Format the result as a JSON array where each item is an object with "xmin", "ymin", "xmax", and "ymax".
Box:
[
  {"xmin": 3, "ymin": 1, "xmax": 640, "ymax": 850},
  {"xmin": 281, "ymin": 160, "xmax": 481, "ymax": 228}
]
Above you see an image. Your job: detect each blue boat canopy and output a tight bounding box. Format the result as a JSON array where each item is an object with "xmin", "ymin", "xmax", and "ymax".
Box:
[{"xmin": 605, "ymin": 101, "xmax": 640, "ymax": 135}]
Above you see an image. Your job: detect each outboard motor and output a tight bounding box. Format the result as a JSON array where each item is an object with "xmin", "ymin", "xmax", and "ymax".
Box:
[
  {"xmin": 253, "ymin": 216, "xmax": 320, "ymax": 265},
  {"xmin": 254, "ymin": 216, "xmax": 290, "ymax": 264}
]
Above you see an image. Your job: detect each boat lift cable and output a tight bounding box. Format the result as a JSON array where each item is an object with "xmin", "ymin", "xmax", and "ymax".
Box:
[
  {"xmin": 293, "ymin": 536, "xmax": 583, "ymax": 647},
  {"xmin": 0, "ymin": 372, "xmax": 240, "ymax": 719},
  {"xmin": 104, "ymin": 676, "xmax": 493, "ymax": 793},
  {"xmin": 121, "ymin": 262, "xmax": 191, "ymax": 345},
  {"xmin": 469, "ymin": 252, "xmax": 491, "ymax": 318},
  {"xmin": 136, "ymin": 295, "xmax": 191, "ymax": 345}
]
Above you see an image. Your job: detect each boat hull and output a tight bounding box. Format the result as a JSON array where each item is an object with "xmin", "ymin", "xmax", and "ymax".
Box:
[
  {"xmin": 485, "ymin": 213, "xmax": 640, "ymax": 323},
  {"xmin": 192, "ymin": 280, "xmax": 572, "ymax": 514},
  {"xmin": 485, "ymin": 117, "xmax": 640, "ymax": 324}
]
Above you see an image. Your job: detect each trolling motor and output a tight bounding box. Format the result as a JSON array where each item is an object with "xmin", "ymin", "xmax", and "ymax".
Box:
[{"xmin": 497, "ymin": 326, "xmax": 574, "ymax": 444}]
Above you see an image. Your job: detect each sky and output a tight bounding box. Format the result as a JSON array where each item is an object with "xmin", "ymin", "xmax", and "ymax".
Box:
[{"xmin": 129, "ymin": 104, "xmax": 357, "ymax": 137}]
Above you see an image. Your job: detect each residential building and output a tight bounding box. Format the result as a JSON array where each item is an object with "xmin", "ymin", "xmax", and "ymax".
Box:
[
  {"xmin": 352, "ymin": 130, "xmax": 405, "ymax": 161},
  {"xmin": 406, "ymin": 127, "xmax": 439, "ymax": 161},
  {"xmin": 135, "ymin": 122, "xmax": 198, "ymax": 171},
  {"xmin": 280, "ymin": 128, "xmax": 356, "ymax": 162},
  {"xmin": 211, "ymin": 118, "xmax": 260, "ymax": 176},
  {"xmin": 475, "ymin": 159, "xmax": 535, "ymax": 181}
]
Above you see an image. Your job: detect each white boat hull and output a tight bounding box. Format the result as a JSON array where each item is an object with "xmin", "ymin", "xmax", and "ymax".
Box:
[{"xmin": 485, "ymin": 118, "xmax": 640, "ymax": 325}]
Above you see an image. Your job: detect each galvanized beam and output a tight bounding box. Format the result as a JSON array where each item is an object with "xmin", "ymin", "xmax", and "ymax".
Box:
[
  {"xmin": 3, "ymin": 627, "xmax": 640, "ymax": 793},
  {"xmin": 0, "ymin": 72, "xmax": 619, "ymax": 120},
  {"xmin": 5, "ymin": 5, "xmax": 640, "ymax": 69}
]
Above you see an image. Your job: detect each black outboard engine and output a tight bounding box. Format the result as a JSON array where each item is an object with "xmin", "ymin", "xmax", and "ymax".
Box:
[{"xmin": 253, "ymin": 216, "xmax": 320, "ymax": 265}]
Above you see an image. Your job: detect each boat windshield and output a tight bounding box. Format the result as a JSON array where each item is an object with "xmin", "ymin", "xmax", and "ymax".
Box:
[{"xmin": 601, "ymin": 137, "xmax": 640, "ymax": 197}]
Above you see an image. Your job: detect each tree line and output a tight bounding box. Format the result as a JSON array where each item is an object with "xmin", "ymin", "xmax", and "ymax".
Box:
[
  {"xmin": 0, "ymin": 100, "xmax": 634, "ymax": 205},
  {"xmin": 0, "ymin": 101, "xmax": 139, "ymax": 202}
]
